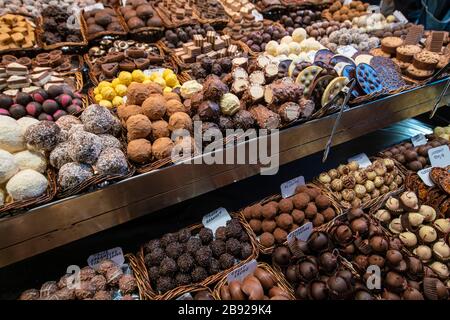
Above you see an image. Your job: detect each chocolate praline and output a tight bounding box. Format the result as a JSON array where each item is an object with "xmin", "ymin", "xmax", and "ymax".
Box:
[
  {"xmin": 177, "ymin": 253, "xmax": 195, "ymax": 273},
  {"xmin": 165, "ymin": 242, "xmax": 184, "ymax": 259},
  {"xmin": 308, "ymin": 232, "xmax": 329, "ymax": 253},
  {"xmin": 225, "ymin": 238, "xmax": 241, "ymax": 257},
  {"xmin": 273, "ymin": 246, "xmax": 292, "ymax": 266},
  {"xmin": 195, "ymin": 246, "xmax": 213, "ymax": 267},
  {"xmin": 198, "ymin": 228, "xmax": 214, "ymax": 244},
  {"xmin": 186, "ymin": 238, "xmax": 202, "ymax": 254},
  {"xmin": 219, "ymin": 253, "xmax": 235, "ymax": 269}
]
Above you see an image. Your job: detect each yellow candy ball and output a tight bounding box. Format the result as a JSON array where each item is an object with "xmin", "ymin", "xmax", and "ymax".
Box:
[
  {"xmin": 165, "ymin": 74, "xmax": 178, "ymax": 87},
  {"xmin": 100, "ymin": 86, "xmax": 116, "ymax": 100},
  {"xmin": 112, "ymin": 96, "xmax": 124, "ymax": 107},
  {"xmin": 153, "ymin": 77, "xmax": 166, "ymax": 88},
  {"xmin": 163, "ymin": 86, "xmax": 172, "ymax": 93},
  {"xmin": 99, "ymin": 100, "xmax": 113, "ymax": 109},
  {"xmin": 132, "ymin": 70, "xmax": 146, "ymax": 83},
  {"xmin": 111, "ymin": 78, "xmax": 122, "ymax": 88},
  {"xmin": 142, "ymin": 79, "xmax": 152, "ymax": 84},
  {"xmin": 94, "ymin": 94, "xmax": 103, "ymax": 103},
  {"xmin": 118, "ymin": 71, "xmax": 132, "ymax": 85},
  {"xmin": 98, "ymin": 81, "xmax": 111, "ymax": 89},
  {"xmin": 93, "ymin": 87, "xmax": 100, "ymax": 95},
  {"xmin": 149, "ymin": 72, "xmax": 159, "ymax": 81},
  {"xmin": 162, "ymin": 68, "xmax": 174, "ymax": 79},
  {"xmin": 115, "ymin": 84, "xmax": 127, "ymax": 97}
]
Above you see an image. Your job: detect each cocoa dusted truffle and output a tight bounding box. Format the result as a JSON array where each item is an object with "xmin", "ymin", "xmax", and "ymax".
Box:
[
  {"xmin": 178, "ymin": 228, "xmax": 191, "ymax": 243},
  {"xmin": 165, "ymin": 242, "xmax": 184, "ymax": 259},
  {"xmin": 142, "ymin": 95, "xmax": 167, "ymax": 121},
  {"xmin": 199, "ymin": 228, "xmax": 214, "ymax": 244},
  {"xmin": 25, "ymin": 121, "xmax": 61, "ymax": 151},
  {"xmin": 159, "ymin": 257, "xmax": 178, "ymax": 276},
  {"xmin": 151, "ymin": 120, "xmax": 170, "ymax": 140},
  {"xmin": 119, "ymin": 274, "xmax": 137, "ymax": 295},
  {"xmin": 128, "ymin": 83, "xmax": 161, "ymax": 106},
  {"xmin": 127, "ymin": 139, "xmax": 152, "ymax": 164},
  {"xmin": 226, "ymin": 238, "xmax": 241, "ymax": 257},
  {"xmin": 191, "ymin": 266, "xmax": 208, "ymax": 282},
  {"xmin": 126, "ymin": 114, "xmax": 152, "ymax": 141},
  {"xmin": 152, "ymin": 137, "xmax": 174, "ymax": 160},
  {"xmin": 219, "ymin": 253, "xmax": 235, "ymax": 269},
  {"xmin": 186, "ymin": 237, "xmax": 202, "ymax": 254},
  {"xmin": 177, "ymin": 253, "xmax": 195, "ymax": 273},
  {"xmin": 175, "ymin": 273, "xmax": 192, "ymax": 286},
  {"xmin": 195, "ymin": 246, "xmax": 213, "ymax": 267},
  {"xmin": 168, "ymin": 112, "xmax": 193, "ymax": 132},
  {"xmin": 156, "ymin": 276, "xmax": 175, "ymax": 292},
  {"xmin": 211, "ymin": 240, "xmax": 226, "ymax": 258}
]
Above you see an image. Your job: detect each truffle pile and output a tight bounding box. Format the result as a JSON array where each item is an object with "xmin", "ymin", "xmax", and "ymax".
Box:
[
  {"xmin": 381, "ymin": 137, "xmax": 450, "ymax": 172},
  {"xmin": 119, "ymin": 0, "xmax": 163, "ymax": 31},
  {"xmin": 142, "ymin": 218, "xmax": 253, "ymax": 293},
  {"xmin": 117, "ymin": 81, "xmax": 191, "ymax": 164},
  {"xmin": 322, "ymin": 0, "xmax": 369, "ymax": 23},
  {"xmin": 41, "ymin": 5, "xmax": 83, "ymax": 45},
  {"xmin": 317, "ymin": 159, "xmax": 404, "ymax": 209},
  {"xmin": 219, "ymin": 266, "xmax": 292, "ymax": 300},
  {"xmin": 223, "ymin": 17, "xmax": 267, "ymax": 42},
  {"xmin": 273, "ymin": 231, "xmax": 374, "ymax": 300},
  {"xmin": 319, "ymin": 24, "xmax": 380, "ymax": 52},
  {"xmin": 0, "ymin": 85, "xmax": 84, "ymax": 121},
  {"xmin": 240, "ymin": 24, "xmax": 289, "ymax": 53},
  {"xmin": 161, "ymin": 24, "xmax": 215, "ymax": 49},
  {"xmin": 0, "ymin": 0, "xmax": 97, "ymax": 17},
  {"xmin": 330, "ymin": 208, "xmax": 449, "ymax": 300},
  {"xmin": 24, "ymin": 104, "xmax": 128, "ymax": 191},
  {"xmin": 243, "ymin": 185, "xmax": 337, "ymax": 249},
  {"xmin": 0, "ymin": 116, "xmax": 49, "ymax": 206},
  {"xmin": 374, "ymin": 191, "xmax": 450, "ymax": 270},
  {"xmin": 18, "ymin": 259, "xmax": 138, "ymax": 300},
  {"xmin": 83, "ymin": 7, "xmax": 125, "ymax": 40},
  {"xmin": 278, "ymin": 9, "xmax": 323, "ymax": 33}
]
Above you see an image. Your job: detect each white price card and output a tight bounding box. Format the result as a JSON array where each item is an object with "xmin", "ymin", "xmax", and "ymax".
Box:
[
  {"xmin": 428, "ymin": 145, "xmax": 450, "ymax": 168},
  {"xmin": 343, "ymin": 0, "xmax": 352, "ymax": 5},
  {"xmin": 287, "ymin": 222, "xmax": 313, "ymax": 243},
  {"xmin": 367, "ymin": 5, "xmax": 380, "ymax": 13},
  {"xmin": 393, "ymin": 10, "xmax": 408, "ymax": 24},
  {"xmin": 280, "ymin": 176, "xmax": 305, "ymax": 198},
  {"xmin": 348, "ymin": 153, "xmax": 372, "ymax": 168},
  {"xmin": 144, "ymin": 68, "xmax": 165, "ymax": 76},
  {"xmin": 84, "ymin": 3, "xmax": 104, "ymax": 11},
  {"xmin": 411, "ymin": 133, "xmax": 427, "ymax": 147},
  {"xmin": 227, "ymin": 259, "xmax": 257, "ymax": 283},
  {"xmin": 87, "ymin": 247, "xmax": 124, "ymax": 269},
  {"xmin": 417, "ymin": 167, "xmax": 435, "ymax": 187},
  {"xmin": 202, "ymin": 207, "xmax": 231, "ymax": 234},
  {"xmin": 252, "ymin": 9, "xmax": 263, "ymax": 22},
  {"xmin": 337, "ymin": 45, "xmax": 358, "ymax": 59}
]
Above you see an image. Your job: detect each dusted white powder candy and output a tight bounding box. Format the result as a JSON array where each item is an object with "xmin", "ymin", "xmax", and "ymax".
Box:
[
  {"xmin": 292, "ymin": 28, "xmax": 307, "ymax": 43},
  {"xmin": 16, "ymin": 117, "xmax": 39, "ymax": 135},
  {"xmin": 0, "ymin": 116, "xmax": 25, "ymax": 153},
  {"xmin": 6, "ymin": 169, "xmax": 48, "ymax": 201},
  {"xmin": 0, "ymin": 149, "xmax": 18, "ymax": 184},
  {"xmin": 13, "ymin": 150, "xmax": 47, "ymax": 173}
]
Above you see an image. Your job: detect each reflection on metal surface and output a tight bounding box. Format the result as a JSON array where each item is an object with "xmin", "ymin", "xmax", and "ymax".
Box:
[{"xmin": 0, "ymin": 78, "xmax": 449, "ymax": 267}]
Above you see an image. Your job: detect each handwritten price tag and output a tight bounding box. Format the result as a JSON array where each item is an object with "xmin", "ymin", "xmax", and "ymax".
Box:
[
  {"xmin": 252, "ymin": 9, "xmax": 263, "ymax": 22},
  {"xmin": 280, "ymin": 176, "xmax": 305, "ymax": 198},
  {"xmin": 393, "ymin": 10, "xmax": 408, "ymax": 24},
  {"xmin": 411, "ymin": 133, "xmax": 427, "ymax": 147},
  {"xmin": 144, "ymin": 68, "xmax": 165, "ymax": 76},
  {"xmin": 337, "ymin": 46, "xmax": 358, "ymax": 59},
  {"xmin": 287, "ymin": 222, "xmax": 313, "ymax": 243},
  {"xmin": 227, "ymin": 259, "xmax": 257, "ymax": 283},
  {"xmin": 84, "ymin": 3, "xmax": 104, "ymax": 11},
  {"xmin": 87, "ymin": 247, "xmax": 124, "ymax": 269},
  {"xmin": 202, "ymin": 207, "xmax": 231, "ymax": 234},
  {"xmin": 348, "ymin": 153, "xmax": 372, "ymax": 168},
  {"xmin": 417, "ymin": 167, "xmax": 435, "ymax": 187},
  {"xmin": 428, "ymin": 145, "xmax": 450, "ymax": 168}
]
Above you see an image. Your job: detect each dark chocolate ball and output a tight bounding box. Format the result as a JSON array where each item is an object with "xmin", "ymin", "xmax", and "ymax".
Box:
[
  {"xmin": 219, "ymin": 253, "xmax": 235, "ymax": 269},
  {"xmin": 225, "ymin": 238, "xmax": 241, "ymax": 257},
  {"xmin": 186, "ymin": 237, "xmax": 202, "ymax": 254},
  {"xmin": 0, "ymin": 94, "xmax": 13, "ymax": 109},
  {"xmin": 273, "ymin": 246, "xmax": 291, "ymax": 266},
  {"xmin": 308, "ymin": 232, "xmax": 329, "ymax": 252},
  {"xmin": 178, "ymin": 228, "xmax": 191, "ymax": 243},
  {"xmin": 198, "ymin": 228, "xmax": 214, "ymax": 244},
  {"xmin": 191, "ymin": 266, "xmax": 208, "ymax": 282},
  {"xmin": 159, "ymin": 257, "xmax": 178, "ymax": 276},
  {"xmin": 15, "ymin": 92, "xmax": 32, "ymax": 106},
  {"xmin": 210, "ymin": 240, "xmax": 226, "ymax": 258},
  {"xmin": 195, "ymin": 246, "xmax": 213, "ymax": 267},
  {"xmin": 9, "ymin": 104, "xmax": 26, "ymax": 119},
  {"xmin": 165, "ymin": 242, "xmax": 184, "ymax": 259}
]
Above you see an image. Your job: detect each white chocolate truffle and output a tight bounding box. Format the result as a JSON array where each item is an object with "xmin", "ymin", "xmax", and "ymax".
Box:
[
  {"xmin": 13, "ymin": 150, "xmax": 47, "ymax": 173},
  {"xmin": 17, "ymin": 117, "xmax": 39, "ymax": 135},
  {"xmin": 180, "ymin": 80, "xmax": 203, "ymax": 99},
  {"xmin": 288, "ymin": 42, "xmax": 301, "ymax": 55},
  {"xmin": 280, "ymin": 35, "xmax": 293, "ymax": 45},
  {"xmin": 292, "ymin": 28, "xmax": 307, "ymax": 43},
  {"xmin": 6, "ymin": 169, "xmax": 48, "ymax": 201},
  {"xmin": 265, "ymin": 41, "xmax": 278, "ymax": 56},
  {"xmin": 0, "ymin": 116, "xmax": 25, "ymax": 153},
  {"xmin": 0, "ymin": 149, "xmax": 18, "ymax": 184},
  {"xmin": 277, "ymin": 43, "xmax": 289, "ymax": 56}
]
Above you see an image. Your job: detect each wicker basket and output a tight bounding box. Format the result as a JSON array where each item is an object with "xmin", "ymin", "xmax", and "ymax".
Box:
[
  {"xmin": 130, "ymin": 218, "xmax": 259, "ymax": 300},
  {"xmin": 36, "ymin": 15, "xmax": 88, "ymax": 51},
  {"xmin": 238, "ymin": 183, "xmax": 343, "ymax": 255},
  {"xmin": 160, "ymin": 285, "xmax": 215, "ymax": 300},
  {"xmin": 0, "ymin": 168, "xmax": 58, "ymax": 217},
  {"xmin": 192, "ymin": 8, "xmax": 229, "ymax": 29},
  {"xmin": 212, "ymin": 262, "xmax": 295, "ymax": 300},
  {"xmin": 81, "ymin": 7, "xmax": 129, "ymax": 42}
]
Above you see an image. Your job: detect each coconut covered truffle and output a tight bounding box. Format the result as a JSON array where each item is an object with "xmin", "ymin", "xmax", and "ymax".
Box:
[
  {"xmin": 126, "ymin": 114, "xmax": 152, "ymax": 141},
  {"xmin": 168, "ymin": 112, "xmax": 193, "ymax": 132},
  {"xmin": 0, "ymin": 149, "xmax": 18, "ymax": 184},
  {"xmin": 98, "ymin": 134, "xmax": 122, "ymax": 150},
  {"xmin": 58, "ymin": 162, "xmax": 94, "ymax": 190},
  {"xmin": 95, "ymin": 148, "xmax": 129, "ymax": 176},
  {"xmin": 0, "ymin": 116, "xmax": 25, "ymax": 152},
  {"xmin": 56, "ymin": 115, "xmax": 82, "ymax": 131},
  {"xmin": 25, "ymin": 121, "xmax": 60, "ymax": 151},
  {"xmin": 49, "ymin": 142, "xmax": 72, "ymax": 169},
  {"xmin": 152, "ymin": 137, "xmax": 174, "ymax": 160},
  {"xmin": 17, "ymin": 117, "xmax": 39, "ymax": 135},
  {"xmin": 13, "ymin": 150, "xmax": 47, "ymax": 173},
  {"xmin": 68, "ymin": 131, "xmax": 103, "ymax": 164},
  {"xmin": 80, "ymin": 105, "xmax": 115, "ymax": 134},
  {"xmin": 151, "ymin": 120, "xmax": 170, "ymax": 140},
  {"xmin": 127, "ymin": 139, "xmax": 152, "ymax": 164},
  {"xmin": 6, "ymin": 169, "xmax": 48, "ymax": 200},
  {"xmin": 0, "ymin": 189, "xmax": 4, "ymax": 206}
]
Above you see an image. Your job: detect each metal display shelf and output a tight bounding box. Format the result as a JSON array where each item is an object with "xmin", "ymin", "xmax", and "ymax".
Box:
[{"xmin": 1, "ymin": 78, "xmax": 449, "ymax": 268}]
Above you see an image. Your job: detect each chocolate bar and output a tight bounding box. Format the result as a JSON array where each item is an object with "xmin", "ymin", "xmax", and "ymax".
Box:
[
  {"xmin": 404, "ymin": 25, "xmax": 424, "ymax": 45},
  {"xmin": 428, "ymin": 31, "xmax": 445, "ymax": 53}
]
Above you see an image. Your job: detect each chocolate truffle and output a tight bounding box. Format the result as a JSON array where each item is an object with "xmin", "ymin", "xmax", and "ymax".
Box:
[
  {"xmin": 198, "ymin": 228, "xmax": 214, "ymax": 244},
  {"xmin": 161, "ymin": 233, "xmax": 178, "ymax": 247},
  {"xmin": 119, "ymin": 274, "xmax": 137, "ymax": 295},
  {"xmin": 151, "ymin": 120, "xmax": 170, "ymax": 140},
  {"xmin": 128, "ymin": 83, "xmax": 161, "ymax": 106},
  {"xmin": 152, "ymin": 137, "xmax": 174, "ymax": 160},
  {"xmin": 25, "ymin": 121, "xmax": 61, "ymax": 151},
  {"xmin": 127, "ymin": 138, "xmax": 152, "ymax": 164},
  {"xmin": 186, "ymin": 238, "xmax": 202, "ymax": 254},
  {"xmin": 19, "ymin": 289, "xmax": 40, "ymax": 300},
  {"xmin": 159, "ymin": 257, "xmax": 178, "ymax": 276},
  {"xmin": 260, "ymin": 232, "xmax": 275, "ymax": 248},
  {"xmin": 126, "ymin": 114, "xmax": 152, "ymax": 141},
  {"xmin": 195, "ymin": 246, "xmax": 213, "ymax": 267},
  {"xmin": 93, "ymin": 290, "xmax": 112, "ymax": 300},
  {"xmin": 208, "ymin": 258, "xmax": 221, "ymax": 275},
  {"xmin": 90, "ymin": 275, "xmax": 107, "ymax": 291},
  {"xmin": 95, "ymin": 148, "xmax": 128, "ymax": 176},
  {"xmin": 165, "ymin": 242, "xmax": 184, "ymax": 259},
  {"xmin": 211, "ymin": 240, "xmax": 226, "ymax": 258},
  {"xmin": 98, "ymin": 259, "xmax": 116, "ymax": 275},
  {"xmin": 178, "ymin": 228, "xmax": 191, "ymax": 243},
  {"xmin": 156, "ymin": 276, "xmax": 175, "ymax": 292},
  {"xmin": 215, "ymin": 226, "xmax": 227, "ymax": 241},
  {"xmin": 226, "ymin": 238, "xmax": 241, "ymax": 257},
  {"xmin": 225, "ymin": 219, "xmax": 243, "ymax": 238},
  {"xmin": 175, "ymin": 273, "xmax": 192, "ymax": 286},
  {"xmin": 274, "ymin": 228, "xmax": 288, "ymax": 243},
  {"xmin": 40, "ymin": 281, "xmax": 58, "ymax": 298},
  {"xmin": 105, "ymin": 265, "xmax": 123, "ymax": 286},
  {"xmin": 191, "ymin": 266, "xmax": 209, "ymax": 282},
  {"xmin": 81, "ymin": 104, "xmax": 115, "ymax": 134},
  {"xmin": 58, "ymin": 162, "xmax": 94, "ymax": 190},
  {"xmin": 142, "ymin": 95, "xmax": 167, "ymax": 120},
  {"xmin": 241, "ymin": 243, "xmax": 253, "ymax": 259},
  {"xmin": 177, "ymin": 253, "xmax": 195, "ymax": 273},
  {"xmin": 219, "ymin": 253, "xmax": 235, "ymax": 269},
  {"xmin": 293, "ymin": 193, "xmax": 310, "ymax": 209}
]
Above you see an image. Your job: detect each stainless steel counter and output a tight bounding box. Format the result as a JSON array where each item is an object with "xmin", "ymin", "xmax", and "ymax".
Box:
[{"xmin": 1, "ymin": 78, "xmax": 449, "ymax": 268}]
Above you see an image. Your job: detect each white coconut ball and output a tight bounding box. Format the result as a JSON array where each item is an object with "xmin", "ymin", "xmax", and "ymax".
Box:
[
  {"xmin": 0, "ymin": 149, "xmax": 18, "ymax": 184},
  {"xmin": 277, "ymin": 43, "xmax": 289, "ymax": 56},
  {"xmin": 288, "ymin": 42, "xmax": 301, "ymax": 54},
  {"xmin": 280, "ymin": 35, "xmax": 293, "ymax": 45},
  {"xmin": 0, "ymin": 188, "xmax": 4, "ymax": 206},
  {"xmin": 17, "ymin": 117, "xmax": 39, "ymax": 135},
  {"xmin": 13, "ymin": 150, "xmax": 47, "ymax": 173},
  {"xmin": 292, "ymin": 28, "xmax": 307, "ymax": 43},
  {"xmin": 0, "ymin": 116, "xmax": 25, "ymax": 153},
  {"xmin": 6, "ymin": 169, "xmax": 48, "ymax": 201},
  {"xmin": 265, "ymin": 40, "xmax": 279, "ymax": 56}
]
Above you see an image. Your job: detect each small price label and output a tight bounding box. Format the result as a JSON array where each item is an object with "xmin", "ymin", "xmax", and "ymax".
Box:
[
  {"xmin": 393, "ymin": 10, "xmax": 408, "ymax": 24},
  {"xmin": 87, "ymin": 247, "xmax": 124, "ymax": 269},
  {"xmin": 411, "ymin": 133, "xmax": 427, "ymax": 147},
  {"xmin": 367, "ymin": 5, "xmax": 380, "ymax": 13},
  {"xmin": 202, "ymin": 207, "xmax": 231, "ymax": 234},
  {"xmin": 348, "ymin": 153, "xmax": 372, "ymax": 168},
  {"xmin": 287, "ymin": 222, "xmax": 313, "ymax": 243},
  {"xmin": 337, "ymin": 46, "xmax": 358, "ymax": 59},
  {"xmin": 280, "ymin": 176, "xmax": 305, "ymax": 198},
  {"xmin": 343, "ymin": 0, "xmax": 352, "ymax": 5},
  {"xmin": 227, "ymin": 259, "xmax": 257, "ymax": 284},
  {"xmin": 121, "ymin": 0, "xmax": 127, "ymax": 6},
  {"xmin": 417, "ymin": 167, "xmax": 435, "ymax": 187},
  {"xmin": 428, "ymin": 145, "xmax": 450, "ymax": 168},
  {"xmin": 84, "ymin": 3, "xmax": 104, "ymax": 11},
  {"xmin": 144, "ymin": 68, "xmax": 165, "ymax": 76},
  {"xmin": 252, "ymin": 9, "xmax": 263, "ymax": 22}
]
